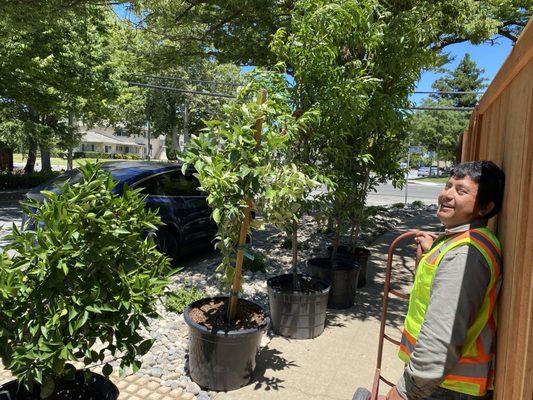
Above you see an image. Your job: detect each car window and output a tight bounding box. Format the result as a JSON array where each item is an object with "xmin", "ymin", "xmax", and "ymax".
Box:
[{"xmin": 138, "ymin": 170, "xmax": 202, "ymax": 196}]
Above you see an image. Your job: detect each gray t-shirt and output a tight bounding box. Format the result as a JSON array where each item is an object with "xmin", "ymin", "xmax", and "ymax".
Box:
[{"xmin": 396, "ymin": 221, "xmax": 494, "ymax": 400}]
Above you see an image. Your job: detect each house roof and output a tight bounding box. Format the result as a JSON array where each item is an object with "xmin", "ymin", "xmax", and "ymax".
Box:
[{"xmin": 81, "ymin": 129, "xmax": 144, "ymax": 147}]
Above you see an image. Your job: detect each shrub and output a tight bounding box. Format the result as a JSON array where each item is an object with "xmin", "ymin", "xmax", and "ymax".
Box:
[
  {"xmin": 411, "ymin": 200, "xmax": 424, "ymax": 207},
  {"xmin": 242, "ymin": 250, "xmax": 268, "ymax": 273},
  {"xmin": 72, "ymin": 151, "xmax": 112, "ymax": 159},
  {"xmin": 0, "ymin": 170, "xmax": 61, "ymax": 190},
  {"xmin": 392, "ymin": 202, "xmax": 405, "ymax": 209},
  {"xmin": 165, "ymin": 286, "xmax": 206, "ymax": 314},
  {"xmin": 0, "ymin": 163, "xmax": 171, "ymax": 395}
]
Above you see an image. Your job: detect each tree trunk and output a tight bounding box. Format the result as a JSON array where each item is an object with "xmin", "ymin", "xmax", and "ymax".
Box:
[
  {"xmin": 67, "ymin": 111, "xmax": 74, "ymax": 170},
  {"xmin": 24, "ymin": 138, "xmax": 37, "ymax": 174},
  {"xmin": 330, "ymin": 218, "xmax": 341, "ymax": 269},
  {"xmin": 182, "ymin": 103, "xmax": 189, "ymax": 147},
  {"xmin": 40, "ymin": 146, "xmax": 51, "ymax": 172},
  {"xmin": 291, "ymin": 221, "xmax": 300, "ymax": 290}
]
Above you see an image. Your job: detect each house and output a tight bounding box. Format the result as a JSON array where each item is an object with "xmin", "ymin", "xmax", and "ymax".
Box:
[{"xmin": 75, "ymin": 127, "xmax": 167, "ymax": 160}]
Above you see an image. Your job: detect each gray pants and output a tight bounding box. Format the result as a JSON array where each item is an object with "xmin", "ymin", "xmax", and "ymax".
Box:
[{"xmin": 423, "ymin": 387, "xmax": 493, "ymax": 400}]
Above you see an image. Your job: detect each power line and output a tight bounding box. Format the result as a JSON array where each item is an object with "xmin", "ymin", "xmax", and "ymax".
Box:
[
  {"xmin": 128, "ymin": 81, "xmax": 237, "ymax": 99},
  {"xmin": 134, "ymin": 74, "xmax": 243, "ymax": 88},
  {"xmin": 408, "ymin": 106, "xmax": 474, "ymax": 111},
  {"xmin": 412, "ymin": 91, "xmax": 483, "ymax": 95}
]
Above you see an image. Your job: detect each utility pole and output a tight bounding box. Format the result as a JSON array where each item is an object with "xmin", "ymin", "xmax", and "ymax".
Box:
[
  {"xmin": 183, "ymin": 103, "xmax": 190, "ymax": 147},
  {"xmin": 404, "ymin": 136, "xmax": 411, "ymax": 205},
  {"xmin": 147, "ymin": 116, "xmax": 151, "ymax": 161}
]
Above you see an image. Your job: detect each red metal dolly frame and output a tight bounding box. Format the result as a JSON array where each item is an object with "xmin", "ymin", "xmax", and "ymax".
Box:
[{"xmin": 354, "ymin": 231, "xmax": 422, "ymax": 400}]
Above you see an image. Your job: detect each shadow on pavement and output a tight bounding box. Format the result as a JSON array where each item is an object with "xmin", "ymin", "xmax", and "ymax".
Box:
[{"xmin": 251, "ymin": 345, "xmax": 298, "ymax": 391}]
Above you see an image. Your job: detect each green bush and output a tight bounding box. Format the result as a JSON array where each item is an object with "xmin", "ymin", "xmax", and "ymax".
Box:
[
  {"xmin": 165, "ymin": 286, "xmax": 205, "ymax": 314},
  {"xmin": 113, "ymin": 153, "xmax": 140, "ymax": 160},
  {"xmin": 73, "ymin": 151, "xmax": 112, "ymax": 159},
  {"xmin": 0, "ymin": 163, "xmax": 171, "ymax": 395},
  {"xmin": 242, "ymin": 249, "xmax": 268, "ymax": 273},
  {"xmin": 411, "ymin": 200, "xmax": 424, "ymax": 207},
  {"xmin": 392, "ymin": 202, "xmax": 405, "ymax": 209},
  {"xmin": 0, "ymin": 170, "xmax": 61, "ymax": 190}
]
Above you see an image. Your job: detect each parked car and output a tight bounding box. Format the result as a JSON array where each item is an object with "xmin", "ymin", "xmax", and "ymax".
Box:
[
  {"xmin": 429, "ymin": 166, "xmax": 441, "ymax": 176},
  {"xmin": 417, "ymin": 166, "xmax": 431, "ymax": 177},
  {"xmin": 23, "ymin": 161, "xmax": 217, "ymax": 262}
]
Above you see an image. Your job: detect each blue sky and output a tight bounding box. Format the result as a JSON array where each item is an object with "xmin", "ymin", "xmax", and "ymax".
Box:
[{"xmin": 410, "ymin": 39, "xmax": 514, "ymax": 104}]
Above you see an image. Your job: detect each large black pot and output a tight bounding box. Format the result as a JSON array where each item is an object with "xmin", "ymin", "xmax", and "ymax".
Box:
[
  {"xmin": 0, "ymin": 371, "xmax": 118, "ymax": 400},
  {"xmin": 184, "ymin": 296, "xmax": 269, "ymax": 391},
  {"xmin": 327, "ymin": 246, "xmax": 371, "ymax": 287},
  {"xmin": 267, "ymin": 274, "xmax": 330, "ymax": 339},
  {"xmin": 307, "ymin": 257, "xmax": 359, "ymax": 309}
]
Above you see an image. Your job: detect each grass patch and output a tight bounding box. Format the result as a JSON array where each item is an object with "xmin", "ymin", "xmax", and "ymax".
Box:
[
  {"xmin": 165, "ymin": 286, "xmax": 206, "ymax": 314},
  {"xmin": 12, "ymin": 153, "xmax": 133, "ymax": 168}
]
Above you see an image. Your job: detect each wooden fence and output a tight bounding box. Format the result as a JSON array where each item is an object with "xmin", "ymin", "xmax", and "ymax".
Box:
[{"xmin": 461, "ymin": 17, "xmax": 533, "ymax": 400}]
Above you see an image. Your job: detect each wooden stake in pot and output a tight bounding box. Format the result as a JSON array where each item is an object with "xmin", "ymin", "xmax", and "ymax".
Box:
[{"xmin": 227, "ymin": 89, "xmax": 267, "ymax": 323}]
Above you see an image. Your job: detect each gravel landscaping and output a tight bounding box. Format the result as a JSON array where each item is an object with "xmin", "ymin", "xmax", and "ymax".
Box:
[{"xmin": 104, "ymin": 203, "xmax": 436, "ymax": 399}]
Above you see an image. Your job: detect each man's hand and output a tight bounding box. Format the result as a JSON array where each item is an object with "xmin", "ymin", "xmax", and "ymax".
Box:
[
  {"xmin": 414, "ymin": 231, "xmax": 437, "ymax": 252},
  {"xmin": 386, "ymin": 386, "xmax": 405, "ymax": 400}
]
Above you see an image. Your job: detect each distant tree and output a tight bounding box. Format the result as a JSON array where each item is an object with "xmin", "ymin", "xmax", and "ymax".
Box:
[
  {"xmin": 410, "ymin": 53, "xmax": 488, "ymax": 164},
  {"xmin": 432, "ymin": 54, "xmax": 488, "ymax": 107},
  {"xmin": 0, "ymin": 4, "xmax": 120, "ymax": 172}
]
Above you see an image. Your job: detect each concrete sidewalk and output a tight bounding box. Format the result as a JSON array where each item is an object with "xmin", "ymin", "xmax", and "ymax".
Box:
[{"xmin": 214, "ymin": 211, "xmax": 440, "ymax": 400}]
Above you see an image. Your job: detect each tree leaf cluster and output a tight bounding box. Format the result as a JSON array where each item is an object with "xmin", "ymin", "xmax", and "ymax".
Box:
[
  {"xmin": 182, "ymin": 67, "xmax": 320, "ymax": 287},
  {"xmin": 0, "ymin": 163, "xmax": 171, "ymax": 395}
]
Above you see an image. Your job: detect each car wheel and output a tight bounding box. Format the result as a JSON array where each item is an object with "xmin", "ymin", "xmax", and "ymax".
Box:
[{"xmin": 155, "ymin": 229, "xmax": 179, "ymax": 265}]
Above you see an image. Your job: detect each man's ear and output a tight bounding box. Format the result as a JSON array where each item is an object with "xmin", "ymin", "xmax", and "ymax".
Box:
[{"xmin": 479, "ymin": 202, "xmax": 495, "ymax": 217}]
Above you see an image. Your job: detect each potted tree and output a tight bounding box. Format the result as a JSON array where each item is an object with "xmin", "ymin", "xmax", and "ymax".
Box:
[
  {"xmin": 262, "ymin": 103, "xmax": 333, "ymax": 338},
  {"xmin": 0, "ymin": 163, "xmax": 171, "ymax": 399},
  {"xmin": 181, "ymin": 69, "xmax": 298, "ymax": 391}
]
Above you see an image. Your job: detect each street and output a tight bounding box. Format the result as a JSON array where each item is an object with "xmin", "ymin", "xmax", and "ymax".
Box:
[
  {"xmin": 0, "ymin": 180, "xmax": 441, "ymax": 248},
  {"xmin": 367, "ymin": 180, "xmax": 441, "ymax": 206}
]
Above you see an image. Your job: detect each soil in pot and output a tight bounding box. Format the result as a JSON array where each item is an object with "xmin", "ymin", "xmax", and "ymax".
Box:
[
  {"xmin": 307, "ymin": 257, "xmax": 359, "ymax": 309},
  {"xmin": 0, "ymin": 371, "xmax": 118, "ymax": 400},
  {"xmin": 267, "ymin": 274, "xmax": 330, "ymax": 339},
  {"xmin": 327, "ymin": 246, "xmax": 371, "ymax": 288},
  {"xmin": 184, "ymin": 297, "xmax": 269, "ymax": 391}
]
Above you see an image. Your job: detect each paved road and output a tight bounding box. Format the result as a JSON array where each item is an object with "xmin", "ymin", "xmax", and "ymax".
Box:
[
  {"xmin": 0, "ymin": 180, "xmax": 441, "ymax": 248},
  {"xmin": 367, "ymin": 181, "xmax": 442, "ymax": 206}
]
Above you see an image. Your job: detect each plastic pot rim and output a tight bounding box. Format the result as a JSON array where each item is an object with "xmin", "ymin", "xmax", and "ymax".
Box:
[
  {"xmin": 183, "ymin": 296, "xmax": 270, "ymax": 337},
  {"xmin": 267, "ymin": 273, "xmax": 331, "ymax": 296},
  {"xmin": 307, "ymin": 257, "xmax": 360, "ymax": 270}
]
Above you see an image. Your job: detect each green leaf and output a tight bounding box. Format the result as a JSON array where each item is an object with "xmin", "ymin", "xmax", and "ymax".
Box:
[
  {"xmin": 102, "ymin": 363, "xmax": 113, "ymax": 377},
  {"xmin": 40, "ymin": 377, "xmax": 55, "ymax": 398},
  {"xmin": 212, "ymin": 209, "xmax": 221, "ymax": 224}
]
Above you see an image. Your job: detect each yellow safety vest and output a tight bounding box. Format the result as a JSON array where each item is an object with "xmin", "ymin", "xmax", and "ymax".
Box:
[{"xmin": 398, "ymin": 227, "xmax": 502, "ymax": 397}]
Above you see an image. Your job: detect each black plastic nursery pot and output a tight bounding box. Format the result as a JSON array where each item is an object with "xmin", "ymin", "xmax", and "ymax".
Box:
[
  {"xmin": 327, "ymin": 246, "xmax": 371, "ymax": 288},
  {"xmin": 0, "ymin": 371, "xmax": 118, "ymax": 400},
  {"xmin": 307, "ymin": 257, "xmax": 359, "ymax": 309},
  {"xmin": 184, "ymin": 296, "xmax": 269, "ymax": 392},
  {"xmin": 267, "ymin": 274, "xmax": 331, "ymax": 339}
]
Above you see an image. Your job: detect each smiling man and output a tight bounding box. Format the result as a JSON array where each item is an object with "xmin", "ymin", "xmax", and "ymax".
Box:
[{"xmin": 386, "ymin": 161, "xmax": 505, "ymax": 400}]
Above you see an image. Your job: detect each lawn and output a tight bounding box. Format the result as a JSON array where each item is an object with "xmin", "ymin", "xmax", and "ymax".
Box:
[{"xmin": 13, "ymin": 154, "xmax": 128, "ymax": 168}]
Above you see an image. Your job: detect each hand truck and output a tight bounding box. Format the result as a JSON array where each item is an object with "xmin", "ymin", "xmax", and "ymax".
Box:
[{"xmin": 353, "ymin": 231, "xmax": 422, "ymax": 400}]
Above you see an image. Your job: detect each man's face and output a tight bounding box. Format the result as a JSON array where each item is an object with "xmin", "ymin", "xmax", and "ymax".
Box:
[{"xmin": 437, "ymin": 176, "xmax": 482, "ymax": 228}]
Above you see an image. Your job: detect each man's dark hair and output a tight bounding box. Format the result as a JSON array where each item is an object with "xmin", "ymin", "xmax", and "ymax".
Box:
[{"xmin": 450, "ymin": 161, "xmax": 505, "ymax": 219}]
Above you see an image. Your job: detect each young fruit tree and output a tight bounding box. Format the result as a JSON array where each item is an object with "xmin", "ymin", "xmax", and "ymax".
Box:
[{"xmin": 0, "ymin": 163, "xmax": 171, "ymax": 398}]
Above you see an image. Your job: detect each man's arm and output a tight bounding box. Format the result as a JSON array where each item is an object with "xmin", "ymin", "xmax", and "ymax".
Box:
[{"xmin": 395, "ymin": 246, "xmax": 490, "ymax": 400}]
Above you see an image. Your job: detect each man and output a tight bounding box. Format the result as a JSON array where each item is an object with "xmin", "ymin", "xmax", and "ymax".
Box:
[{"xmin": 387, "ymin": 160, "xmax": 505, "ymax": 400}]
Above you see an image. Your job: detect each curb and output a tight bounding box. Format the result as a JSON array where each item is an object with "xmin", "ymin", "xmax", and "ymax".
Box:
[{"xmin": 406, "ymin": 180, "xmax": 442, "ymax": 187}]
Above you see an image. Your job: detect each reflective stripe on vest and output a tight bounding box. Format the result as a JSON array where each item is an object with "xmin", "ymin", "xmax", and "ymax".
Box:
[{"xmin": 398, "ymin": 227, "xmax": 502, "ymax": 397}]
